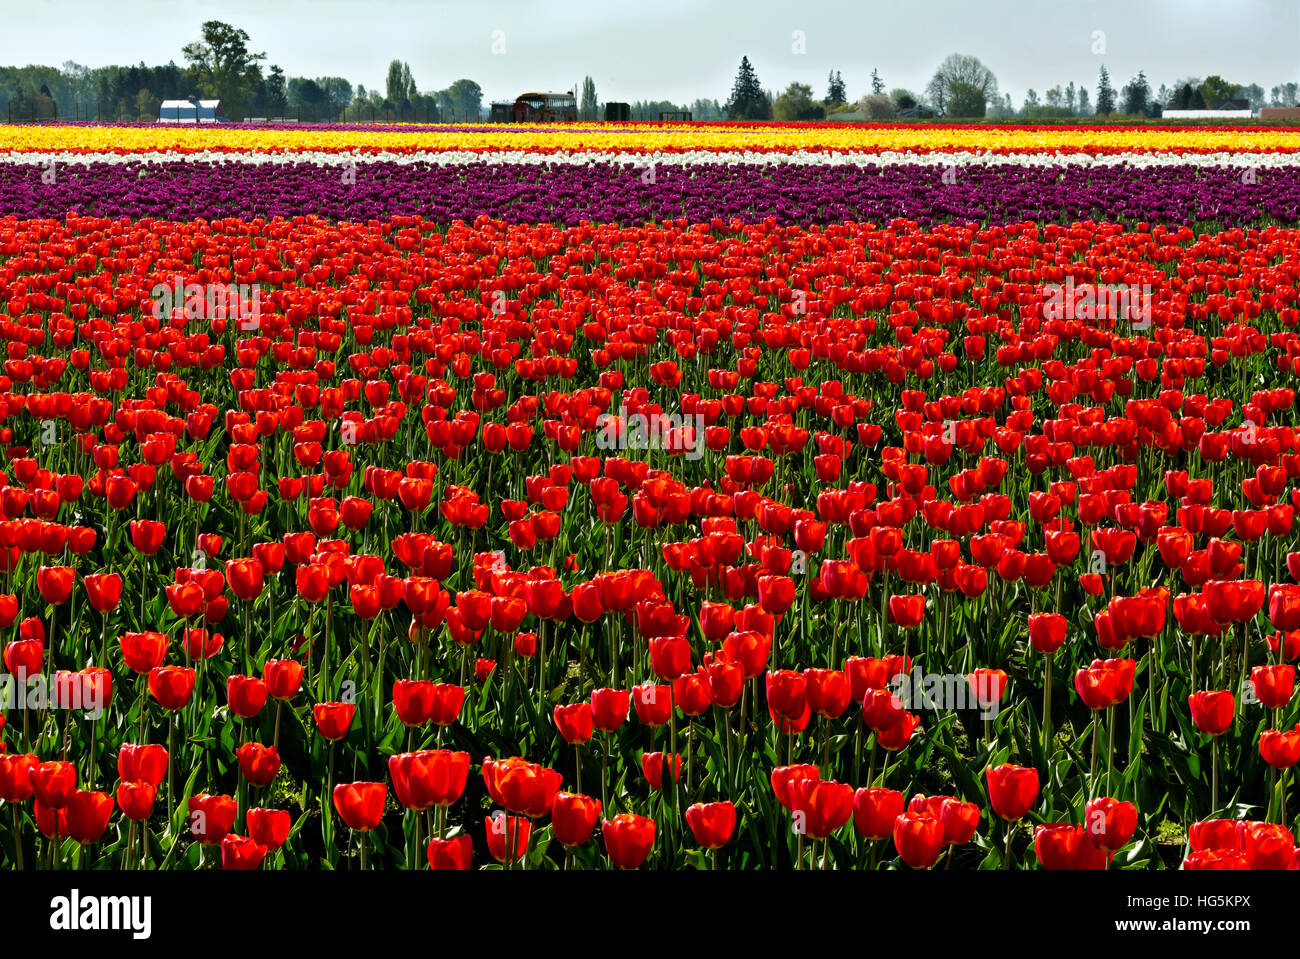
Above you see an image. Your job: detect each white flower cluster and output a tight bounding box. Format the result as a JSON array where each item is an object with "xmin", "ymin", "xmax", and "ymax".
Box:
[{"xmin": 3, "ymin": 149, "xmax": 1299, "ymax": 168}]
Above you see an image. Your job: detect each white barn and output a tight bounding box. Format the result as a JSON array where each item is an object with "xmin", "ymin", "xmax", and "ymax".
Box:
[
  {"xmin": 1163, "ymin": 109, "xmax": 1254, "ymax": 119},
  {"xmin": 158, "ymin": 99, "xmax": 224, "ymax": 123}
]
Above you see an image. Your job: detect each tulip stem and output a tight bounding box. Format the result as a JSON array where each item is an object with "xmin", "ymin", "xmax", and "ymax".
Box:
[
  {"xmin": 11, "ymin": 806, "xmax": 22, "ymax": 871},
  {"xmin": 1107, "ymin": 705, "xmax": 1116, "ymax": 798},
  {"xmin": 1089, "ymin": 713, "xmax": 1100, "ymax": 795},
  {"xmin": 1041, "ymin": 655, "xmax": 1052, "ymax": 764},
  {"xmin": 167, "ymin": 713, "xmax": 175, "ymax": 821},
  {"xmin": 1003, "ymin": 821, "xmax": 1014, "ymax": 870},
  {"xmin": 1211, "ymin": 738, "xmax": 1219, "ymax": 813}
]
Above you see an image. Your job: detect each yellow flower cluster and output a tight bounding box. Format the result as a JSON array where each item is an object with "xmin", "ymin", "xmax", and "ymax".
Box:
[{"xmin": 1, "ymin": 122, "xmax": 1297, "ymax": 154}]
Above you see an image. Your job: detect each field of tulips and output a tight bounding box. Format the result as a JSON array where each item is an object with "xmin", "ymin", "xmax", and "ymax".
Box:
[{"xmin": 2, "ymin": 122, "xmax": 1300, "ymax": 873}]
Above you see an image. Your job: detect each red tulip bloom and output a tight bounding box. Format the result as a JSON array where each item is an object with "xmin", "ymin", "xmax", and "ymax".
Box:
[
  {"xmin": 803, "ymin": 668, "xmax": 851, "ymax": 718},
  {"xmin": 1251, "ymin": 664, "xmax": 1295, "ymax": 709},
  {"xmin": 985, "ymin": 763, "xmax": 1039, "ymax": 821},
  {"xmin": 236, "ymin": 742, "xmax": 281, "ymax": 788},
  {"xmin": 632, "ymin": 683, "xmax": 672, "ymax": 726},
  {"xmin": 3, "ymin": 638, "xmax": 42, "ymax": 678},
  {"xmin": 1244, "ymin": 822, "xmax": 1297, "ymax": 870},
  {"xmin": 32, "ymin": 760, "xmax": 77, "ymax": 808},
  {"xmin": 64, "ymin": 790, "xmax": 114, "ymax": 843},
  {"xmin": 264, "ymin": 659, "xmax": 304, "ymax": 700},
  {"xmin": 225, "ymin": 559, "xmax": 265, "ymax": 601},
  {"xmin": 427, "ymin": 683, "xmax": 466, "ymax": 726},
  {"xmin": 118, "ymin": 744, "xmax": 168, "ymax": 786},
  {"xmin": 116, "ymin": 781, "xmax": 157, "ymax": 822},
  {"xmin": 37, "ymin": 566, "xmax": 75, "ymax": 605},
  {"xmin": 0, "ymin": 753, "xmax": 38, "ymax": 802},
  {"xmin": 888, "ymin": 594, "xmax": 926, "ymax": 628},
  {"xmin": 427, "ymin": 834, "xmax": 473, "ymax": 870},
  {"xmin": 388, "ymin": 750, "xmax": 470, "ymax": 810},
  {"xmin": 221, "ymin": 834, "xmax": 268, "ymax": 870},
  {"xmin": 685, "ymin": 801, "xmax": 737, "ymax": 850},
  {"xmin": 188, "ymin": 793, "xmax": 237, "ymax": 845},
  {"xmin": 83, "ymin": 572, "xmax": 123, "ymax": 613},
  {"xmin": 1074, "ymin": 658, "xmax": 1136, "ymax": 710},
  {"xmin": 1188, "ymin": 690, "xmax": 1235, "ymax": 736},
  {"xmin": 227, "ymin": 675, "xmax": 269, "ymax": 718},
  {"xmin": 247, "ymin": 807, "xmax": 291, "ymax": 851},
  {"xmin": 1027, "ymin": 613, "xmax": 1067, "ymax": 653},
  {"xmin": 313, "ymin": 702, "xmax": 356, "ymax": 741},
  {"xmin": 552, "ymin": 791, "xmax": 602, "ymax": 847},
  {"xmin": 1188, "ymin": 818, "xmax": 1245, "ymax": 852},
  {"xmin": 332, "ymin": 782, "xmax": 387, "ymax": 832},
  {"xmin": 129, "ymin": 519, "xmax": 166, "ymax": 555},
  {"xmin": 148, "ymin": 666, "xmax": 196, "ymax": 711},
  {"xmin": 893, "ymin": 811, "xmax": 945, "ymax": 869},
  {"xmin": 120, "ymin": 631, "xmax": 169, "ymax": 674},
  {"xmin": 1183, "ymin": 850, "xmax": 1248, "ymax": 870},
  {"xmin": 591, "ymin": 688, "xmax": 630, "ymax": 731},
  {"xmin": 482, "ymin": 757, "xmax": 562, "ymax": 818},
  {"xmin": 788, "ymin": 777, "xmax": 853, "ymax": 839},
  {"xmin": 1204, "ymin": 579, "xmax": 1266, "ymax": 625},
  {"xmin": 486, "ymin": 813, "xmax": 531, "ymax": 863},
  {"xmin": 966, "ymin": 668, "xmax": 1008, "ymax": 710},
  {"xmin": 852, "ymin": 787, "xmax": 905, "ymax": 840},
  {"xmin": 1260, "ymin": 726, "xmax": 1300, "ymax": 768},
  {"xmin": 553, "ymin": 703, "xmax": 594, "ymax": 744},
  {"xmin": 765, "ymin": 669, "xmax": 807, "ymax": 720},
  {"xmin": 1035, "ymin": 823, "xmax": 1108, "ymax": 870},
  {"xmin": 603, "ymin": 813, "xmax": 656, "ymax": 869},
  {"xmin": 1084, "ymin": 796, "xmax": 1138, "ymax": 852}
]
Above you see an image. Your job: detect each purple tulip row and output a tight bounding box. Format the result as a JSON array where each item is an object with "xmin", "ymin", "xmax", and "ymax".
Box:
[{"xmin": 1, "ymin": 159, "xmax": 1297, "ymax": 225}]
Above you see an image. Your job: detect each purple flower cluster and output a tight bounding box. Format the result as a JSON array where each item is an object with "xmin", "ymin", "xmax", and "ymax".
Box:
[{"xmin": 1, "ymin": 160, "xmax": 1296, "ymax": 225}]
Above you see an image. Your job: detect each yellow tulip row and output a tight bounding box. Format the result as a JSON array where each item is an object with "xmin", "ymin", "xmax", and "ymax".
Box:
[{"xmin": 1, "ymin": 121, "xmax": 1297, "ymax": 154}]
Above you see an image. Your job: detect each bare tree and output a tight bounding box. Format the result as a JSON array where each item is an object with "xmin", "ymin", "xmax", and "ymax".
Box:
[{"xmin": 925, "ymin": 53, "xmax": 999, "ymax": 117}]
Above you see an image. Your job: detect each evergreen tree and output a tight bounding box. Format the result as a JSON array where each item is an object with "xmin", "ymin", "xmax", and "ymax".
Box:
[
  {"xmin": 265, "ymin": 64, "xmax": 287, "ymax": 116},
  {"xmin": 580, "ymin": 75, "xmax": 597, "ymax": 120},
  {"xmin": 825, "ymin": 70, "xmax": 846, "ymax": 106},
  {"xmin": 1095, "ymin": 65, "xmax": 1116, "ymax": 115},
  {"xmin": 1121, "ymin": 69, "xmax": 1149, "ymax": 115},
  {"xmin": 871, "ymin": 69, "xmax": 885, "ymax": 95},
  {"xmin": 725, "ymin": 56, "xmax": 767, "ymax": 120}
]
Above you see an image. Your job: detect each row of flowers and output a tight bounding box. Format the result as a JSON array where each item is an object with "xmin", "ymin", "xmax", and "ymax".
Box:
[
  {"xmin": 5, "ymin": 150, "xmax": 1300, "ymax": 168},
  {"xmin": 2, "ymin": 122, "xmax": 1299, "ymax": 155},
  {"xmin": 1, "ymin": 161, "xmax": 1297, "ymax": 224}
]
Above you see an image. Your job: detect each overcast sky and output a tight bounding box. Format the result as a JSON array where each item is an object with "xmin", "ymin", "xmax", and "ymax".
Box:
[{"xmin": 4, "ymin": 0, "xmax": 1298, "ymax": 105}]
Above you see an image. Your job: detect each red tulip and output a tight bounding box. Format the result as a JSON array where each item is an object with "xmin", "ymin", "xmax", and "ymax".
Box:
[
  {"xmin": 426, "ymin": 833, "xmax": 473, "ymax": 870},
  {"xmin": 332, "ymin": 781, "xmax": 387, "ymax": 832},
  {"xmin": 685, "ymin": 801, "xmax": 737, "ymax": 850},
  {"xmin": 852, "ymin": 787, "xmax": 905, "ymax": 840},
  {"xmin": 552, "ymin": 791, "xmax": 602, "ymax": 847},
  {"xmin": 1188, "ymin": 690, "xmax": 1235, "ymax": 736},
  {"xmin": 603, "ymin": 813, "xmax": 656, "ymax": 869},
  {"xmin": 893, "ymin": 811, "xmax": 945, "ymax": 869},
  {"xmin": 247, "ymin": 807, "xmax": 291, "ymax": 851},
  {"xmin": 985, "ymin": 764, "xmax": 1039, "ymax": 821}
]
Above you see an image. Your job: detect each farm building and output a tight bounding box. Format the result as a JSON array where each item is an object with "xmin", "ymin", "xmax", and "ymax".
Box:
[
  {"xmin": 158, "ymin": 98, "xmax": 224, "ymax": 123},
  {"xmin": 490, "ymin": 91, "xmax": 577, "ymax": 122}
]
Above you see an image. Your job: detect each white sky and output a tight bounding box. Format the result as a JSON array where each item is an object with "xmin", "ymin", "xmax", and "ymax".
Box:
[{"xmin": 3, "ymin": 0, "xmax": 1297, "ymax": 104}]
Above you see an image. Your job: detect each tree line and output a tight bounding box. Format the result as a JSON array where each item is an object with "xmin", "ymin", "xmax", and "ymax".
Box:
[
  {"xmin": 726, "ymin": 55, "xmax": 1300, "ymax": 122},
  {"xmin": 3, "ymin": 20, "xmax": 1297, "ymax": 123}
]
